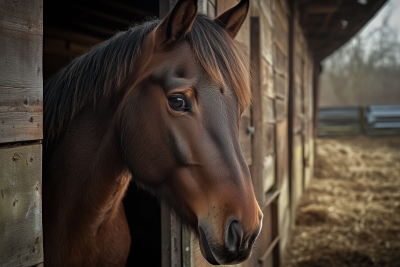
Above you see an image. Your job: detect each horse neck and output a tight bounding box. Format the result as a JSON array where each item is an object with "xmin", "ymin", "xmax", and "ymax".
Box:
[{"xmin": 44, "ymin": 100, "xmax": 130, "ymax": 239}]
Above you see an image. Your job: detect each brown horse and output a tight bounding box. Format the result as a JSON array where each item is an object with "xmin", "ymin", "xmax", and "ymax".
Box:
[{"xmin": 43, "ymin": 0, "xmax": 262, "ymax": 265}]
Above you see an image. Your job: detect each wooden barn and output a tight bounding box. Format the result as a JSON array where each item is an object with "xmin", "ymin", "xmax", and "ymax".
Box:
[{"xmin": 0, "ymin": 0, "xmax": 386, "ymax": 266}]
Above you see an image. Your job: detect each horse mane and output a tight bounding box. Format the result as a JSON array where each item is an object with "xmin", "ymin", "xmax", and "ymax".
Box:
[{"xmin": 44, "ymin": 14, "xmax": 251, "ymax": 149}]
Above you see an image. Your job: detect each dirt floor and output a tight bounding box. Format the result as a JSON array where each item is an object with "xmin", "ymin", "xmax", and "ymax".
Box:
[{"xmin": 284, "ymin": 136, "xmax": 400, "ymax": 267}]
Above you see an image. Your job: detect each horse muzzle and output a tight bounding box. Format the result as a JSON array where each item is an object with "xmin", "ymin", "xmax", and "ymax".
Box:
[{"xmin": 198, "ymin": 217, "xmax": 262, "ymax": 265}]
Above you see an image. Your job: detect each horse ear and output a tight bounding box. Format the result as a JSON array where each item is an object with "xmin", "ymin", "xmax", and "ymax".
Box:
[
  {"xmin": 157, "ymin": 0, "xmax": 198, "ymax": 45},
  {"xmin": 214, "ymin": 0, "xmax": 249, "ymax": 39}
]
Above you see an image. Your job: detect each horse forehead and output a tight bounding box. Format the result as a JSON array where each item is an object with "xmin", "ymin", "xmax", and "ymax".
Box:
[{"xmin": 155, "ymin": 41, "xmax": 197, "ymax": 68}]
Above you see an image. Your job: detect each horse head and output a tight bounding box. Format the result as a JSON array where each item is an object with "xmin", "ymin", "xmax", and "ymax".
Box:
[{"xmin": 117, "ymin": 0, "xmax": 262, "ymax": 264}]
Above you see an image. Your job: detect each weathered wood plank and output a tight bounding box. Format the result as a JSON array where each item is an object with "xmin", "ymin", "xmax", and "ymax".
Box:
[
  {"xmin": 0, "ymin": 1, "xmax": 43, "ymax": 143},
  {"xmin": 275, "ymin": 0, "xmax": 289, "ymax": 33},
  {"xmin": 182, "ymin": 228, "xmax": 191, "ymax": 267},
  {"xmin": 276, "ymin": 119, "xmax": 288, "ymax": 189},
  {"xmin": 264, "ymin": 123, "xmax": 275, "ymax": 155},
  {"xmin": 239, "ymin": 108, "xmax": 252, "ymax": 165},
  {"xmin": 293, "ymin": 84, "xmax": 303, "ymax": 134},
  {"xmin": 274, "ymin": 12, "xmax": 288, "ymax": 57},
  {"xmin": 260, "ymin": 0, "xmax": 273, "ymax": 27},
  {"xmin": 161, "ymin": 203, "xmax": 172, "ymax": 267},
  {"xmin": 294, "ymin": 52, "xmax": 303, "ymax": 85},
  {"xmin": 0, "ymin": 144, "xmax": 43, "ymax": 267},
  {"xmin": 263, "ymin": 155, "xmax": 275, "ymax": 196},
  {"xmin": 278, "ymin": 176, "xmax": 290, "ymax": 254},
  {"xmin": 249, "ymin": 17, "xmax": 263, "ymax": 202},
  {"xmin": 262, "ymin": 58, "xmax": 275, "ymax": 99},
  {"xmin": 291, "ymin": 134, "xmax": 303, "ymax": 226},
  {"xmin": 171, "ymin": 214, "xmax": 181, "ymax": 267},
  {"xmin": 263, "ymin": 97, "xmax": 275, "ymax": 124},
  {"xmin": 261, "ymin": 13, "xmax": 273, "ymax": 65},
  {"xmin": 275, "ymin": 73, "xmax": 287, "ymax": 100},
  {"xmin": 275, "ymin": 46, "xmax": 287, "ymax": 76},
  {"xmin": 275, "ymin": 98, "xmax": 286, "ymax": 122}
]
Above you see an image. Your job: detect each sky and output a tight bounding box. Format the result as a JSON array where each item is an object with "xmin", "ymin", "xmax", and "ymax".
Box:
[{"xmin": 356, "ymin": 0, "xmax": 400, "ymax": 42}]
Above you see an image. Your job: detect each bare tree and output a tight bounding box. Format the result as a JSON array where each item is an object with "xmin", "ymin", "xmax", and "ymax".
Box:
[{"xmin": 320, "ymin": 13, "xmax": 400, "ymax": 107}]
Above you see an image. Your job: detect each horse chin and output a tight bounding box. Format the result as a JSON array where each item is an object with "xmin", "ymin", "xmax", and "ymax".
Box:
[
  {"xmin": 199, "ymin": 226, "xmax": 220, "ymax": 265},
  {"xmin": 198, "ymin": 226, "xmax": 253, "ymax": 266}
]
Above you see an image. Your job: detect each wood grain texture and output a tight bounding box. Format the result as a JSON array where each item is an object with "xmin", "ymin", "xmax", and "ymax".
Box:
[
  {"xmin": 294, "ymin": 52, "xmax": 302, "ymax": 85},
  {"xmin": 277, "ymin": 177, "xmax": 290, "ymax": 255},
  {"xmin": 0, "ymin": 144, "xmax": 43, "ymax": 267},
  {"xmin": 264, "ymin": 123, "xmax": 275, "ymax": 156},
  {"xmin": 249, "ymin": 17, "xmax": 263, "ymax": 202},
  {"xmin": 260, "ymin": 13, "xmax": 273, "ymax": 65},
  {"xmin": 291, "ymin": 134, "xmax": 303, "ymax": 226},
  {"xmin": 275, "ymin": 73, "xmax": 287, "ymax": 100},
  {"xmin": 275, "ymin": 46, "xmax": 287, "ymax": 76},
  {"xmin": 239, "ymin": 108, "xmax": 252, "ymax": 166},
  {"xmin": 161, "ymin": 203, "xmax": 172, "ymax": 267},
  {"xmin": 262, "ymin": 58, "xmax": 275, "ymax": 99},
  {"xmin": 274, "ymin": 98, "xmax": 286, "ymax": 122},
  {"xmin": 260, "ymin": 0, "xmax": 273, "ymax": 27},
  {"xmin": 274, "ymin": 12, "xmax": 288, "ymax": 57},
  {"xmin": 182, "ymin": 228, "xmax": 191, "ymax": 267},
  {"xmin": 0, "ymin": 0, "xmax": 43, "ymax": 143},
  {"xmin": 275, "ymin": 119, "xmax": 288, "ymax": 189},
  {"xmin": 171, "ymin": 214, "xmax": 181, "ymax": 267},
  {"xmin": 263, "ymin": 97, "xmax": 275, "ymax": 124},
  {"xmin": 263, "ymin": 155, "xmax": 275, "ymax": 195},
  {"xmin": 293, "ymin": 85, "xmax": 303, "ymax": 134}
]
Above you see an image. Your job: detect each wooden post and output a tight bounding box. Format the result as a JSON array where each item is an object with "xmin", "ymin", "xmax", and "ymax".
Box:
[
  {"xmin": 0, "ymin": 0, "xmax": 44, "ymax": 266},
  {"xmin": 161, "ymin": 202, "xmax": 172, "ymax": 267},
  {"xmin": 287, "ymin": 0, "xmax": 296, "ymax": 227},
  {"xmin": 159, "ymin": 2, "xmax": 182, "ymax": 267},
  {"xmin": 250, "ymin": 17, "xmax": 264, "ymax": 203}
]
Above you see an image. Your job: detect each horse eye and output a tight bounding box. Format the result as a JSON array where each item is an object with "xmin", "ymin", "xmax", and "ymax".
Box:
[{"xmin": 168, "ymin": 95, "xmax": 186, "ymax": 110}]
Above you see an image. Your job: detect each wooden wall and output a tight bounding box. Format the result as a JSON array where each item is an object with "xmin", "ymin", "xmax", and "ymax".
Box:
[
  {"xmin": 180, "ymin": 1, "xmax": 316, "ymax": 266},
  {"xmin": 289, "ymin": 3, "xmax": 314, "ymax": 228},
  {"xmin": 0, "ymin": 1, "xmax": 44, "ymax": 267}
]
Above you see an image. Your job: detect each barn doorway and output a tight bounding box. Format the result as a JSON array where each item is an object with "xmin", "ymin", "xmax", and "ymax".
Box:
[{"xmin": 43, "ymin": 1, "xmax": 162, "ymax": 266}]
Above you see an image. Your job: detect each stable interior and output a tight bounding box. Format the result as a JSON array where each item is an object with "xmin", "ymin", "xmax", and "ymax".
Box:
[{"xmin": 43, "ymin": 1, "xmax": 161, "ymax": 266}]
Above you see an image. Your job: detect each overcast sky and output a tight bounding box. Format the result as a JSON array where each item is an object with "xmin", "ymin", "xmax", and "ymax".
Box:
[{"xmin": 358, "ymin": 0, "xmax": 400, "ymax": 41}]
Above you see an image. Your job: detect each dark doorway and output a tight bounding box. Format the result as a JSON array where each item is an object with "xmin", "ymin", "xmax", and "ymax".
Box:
[{"xmin": 43, "ymin": 1, "xmax": 162, "ymax": 266}]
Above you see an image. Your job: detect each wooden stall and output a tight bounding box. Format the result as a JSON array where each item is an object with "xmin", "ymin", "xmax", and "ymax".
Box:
[
  {"xmin": 0, "ymin": 1, "xmax": 44, "ymax": 267},
  {"xmin": 0, "ymin": 0, "xmax": 386, "ymax": 266}
]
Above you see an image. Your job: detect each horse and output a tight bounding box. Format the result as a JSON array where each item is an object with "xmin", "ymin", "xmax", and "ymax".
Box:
[{"xmin": 43, "ymin": 0, "xmax": 262, "ymax": 265}]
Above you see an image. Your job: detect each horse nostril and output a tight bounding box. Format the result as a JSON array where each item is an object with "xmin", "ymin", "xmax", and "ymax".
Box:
[{"xmin": 224, "ymin": 220, "xmax": 243, "ymax": 254}]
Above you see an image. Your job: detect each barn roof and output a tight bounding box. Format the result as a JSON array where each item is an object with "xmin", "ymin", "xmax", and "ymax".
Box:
[{"xmin": 297, "ymin": 0, "xmax": 388, "ymax": 61}]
